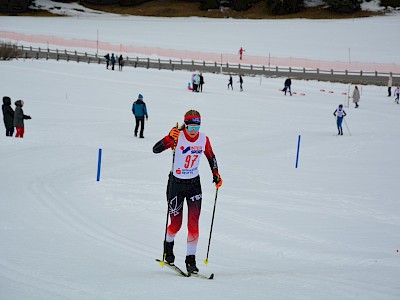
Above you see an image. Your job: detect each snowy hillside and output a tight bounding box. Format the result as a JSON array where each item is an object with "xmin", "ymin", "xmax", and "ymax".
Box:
[
  {"xmin": 1, "ymin": 57, "xmax": 400, "ymax": 299},
  {"xmin": 1, "ymin": 4, "xmax": 400, "ymax": 300}
]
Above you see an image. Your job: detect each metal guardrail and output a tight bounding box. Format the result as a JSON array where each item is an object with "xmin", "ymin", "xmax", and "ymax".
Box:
[{"xmin": 8, "ymin": 45, "xmax": 400, "ymax": 86}]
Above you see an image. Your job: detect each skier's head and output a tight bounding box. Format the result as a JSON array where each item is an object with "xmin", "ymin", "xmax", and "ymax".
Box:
[
  {"xmin": 183, "ymin": 110, "xmax": 201, "ymax": 138},
  {"xmin": 338, "ymin": 104, "xmax": 343, "ymax": 108},
  {"xmin": 184, "ymin": 110, "xmax": 201, "ymax": 126},
  {"xmin": 138, "ymin": 94, "xmax": 143, "ymax": 100}
]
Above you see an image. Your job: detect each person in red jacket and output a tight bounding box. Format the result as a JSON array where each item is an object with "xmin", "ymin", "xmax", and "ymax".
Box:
[{"xmin": 153, "ymin": 109, "xmax": 222, "ymax": 274}]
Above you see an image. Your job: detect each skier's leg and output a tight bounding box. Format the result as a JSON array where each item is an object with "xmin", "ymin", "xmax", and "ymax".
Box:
[
  {"xmin": 166, "ymin": 178, "xmax": 184, "ymax": 242},
  {"xmin": 184, "ymin": 180, "xmax": 202, "ymax": 273},
  {"xmin": 186, "ymin": 181, "xmax": 202, "ymax": 256}
]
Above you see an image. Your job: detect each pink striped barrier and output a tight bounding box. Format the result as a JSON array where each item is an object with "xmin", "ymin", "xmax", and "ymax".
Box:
[{"xmin": 1, "ymin": 30, "xmax": 399, "ymax": 73}]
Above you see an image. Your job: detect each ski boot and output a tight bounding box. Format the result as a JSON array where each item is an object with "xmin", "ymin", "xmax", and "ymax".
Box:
[
  {"xmin": 163, "ymin": 241, "xmax": 175, "ymax": 264},
  {"xmin": 185, "ymin": 255, "xmax": 199, "ymax": 274}
]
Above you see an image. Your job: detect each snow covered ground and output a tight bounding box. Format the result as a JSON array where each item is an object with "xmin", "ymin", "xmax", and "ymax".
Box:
[{"xmin": 1, "ymin": 3, "xmax": 400, "ymax": 300}]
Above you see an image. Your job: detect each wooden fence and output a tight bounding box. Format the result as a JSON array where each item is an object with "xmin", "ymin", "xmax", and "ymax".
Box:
[{"xmin": 9, "ymin": 45, "xmax": 400, "ymax": 86}]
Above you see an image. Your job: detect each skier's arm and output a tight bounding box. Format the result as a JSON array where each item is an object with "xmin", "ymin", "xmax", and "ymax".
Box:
[
  {"xmin": 204, "ymin": 136, "xmax": 219, "ymax": 174},
  {"xmin": 153, "ymin": 136, "xmax": 175, "ymax": 153},
  {"xmin": 204, "ymin": 136, "xmax": 223, "ymax": 188}
]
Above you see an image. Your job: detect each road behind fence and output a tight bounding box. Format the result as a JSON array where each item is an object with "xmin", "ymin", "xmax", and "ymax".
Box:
[{"xmin": 10, "ymin": 45, "xmax": 400, "ymax": 86}]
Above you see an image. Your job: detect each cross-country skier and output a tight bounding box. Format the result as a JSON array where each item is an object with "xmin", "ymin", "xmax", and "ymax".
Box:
[
  {"xmin": 152, "ymin": 110, "xmax": 223, "ymax": 274},
  {"xmin": 333, "ymin": 104, "xmax": 347, "ymax": 136},
  {"xmin": 395, "ymin": 85, "xmax": 400, "ymax": 104}
]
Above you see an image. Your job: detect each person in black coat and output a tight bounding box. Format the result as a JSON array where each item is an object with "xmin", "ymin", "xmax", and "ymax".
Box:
[
  {"xmin": 104, "ymin": 53, "xmax": 110, "ymax": 69},
  {"xmin": 111, "ymin": 54, "xmax": 116, "ymax": 71},
  {"xmin": 2, "ymin": 96, "xmax": 14, "ymax": 136},
  {"xmin": 282, "ymin": 77, "xmax": 292, "ymax": 96},
  {"xmin": 199, "ymin": 73, "xmax": 204, "ymax": 92},
  {"xmin": 118, "ymin": 55, "xmax": 124, "ymax": 71}
]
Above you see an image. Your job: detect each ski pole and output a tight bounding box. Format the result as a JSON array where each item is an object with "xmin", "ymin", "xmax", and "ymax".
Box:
[
  {"xmin": 160, "ymin": 122, "xmax": 179, "ymax": 267},
  {"xmin": 204, "ymin": 188, "xmax": 219, "ymax": 265},
  {"xmin": 343, "ymin": 118, "xmax": 352, "ymax": 136}
]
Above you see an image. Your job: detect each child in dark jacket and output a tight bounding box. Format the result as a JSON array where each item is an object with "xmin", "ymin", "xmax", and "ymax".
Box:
[
  {"xmin": 2, "ymin": 96, "xmax": 14, "ymax": 136},
  {"xmin": 14, "ymin": 100, "xmax": 31, "ymax": 138}
]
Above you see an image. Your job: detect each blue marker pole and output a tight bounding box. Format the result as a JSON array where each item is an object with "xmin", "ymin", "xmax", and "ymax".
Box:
[
  {"xmin": 97, "ymin": 148, "xmax": 102, "ymax": 181},
  {"xmin": 295, "ymin": 135, "xmax": 301, "ymax": 168}
]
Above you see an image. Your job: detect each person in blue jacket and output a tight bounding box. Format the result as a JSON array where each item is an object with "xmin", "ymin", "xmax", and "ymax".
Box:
[{"xmin": 132, "ymin": 94, "xmax": 148, "ymax": 138}]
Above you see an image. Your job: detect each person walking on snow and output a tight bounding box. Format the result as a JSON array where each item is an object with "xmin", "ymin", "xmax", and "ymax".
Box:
[
  {"xmin": 152, "ymin": 110, "xmax": 223, "ymax": 274},
  {"xmin": 2, "ymin": 96, "xmax": 14, "ymax": 137},
  {"xmin": 333, "ymin": 104, "xmax": 347, "ymax": 136},
  {"xmin": 239, "ymin": 74, "xmax": 243, "ymax": 91},
  {"xmin": 351, "ymin": 85, "xmax": 360, "ymax": 108},
  {"xmin": 228, "ymin": 75, "xmax": 233, "ymax": 90},
  {"xmin": 14, "ymin": 100, "xmax": 31, "ymax": 138},
  {"xmin": 132, "ymin": 94, "xmax": 148, "ymax": 138}
]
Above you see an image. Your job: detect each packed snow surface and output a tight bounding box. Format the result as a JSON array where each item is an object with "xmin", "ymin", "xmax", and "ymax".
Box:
[{"xmin": 1, "ymin": 3, "xmax": 400, "ymax": 300}]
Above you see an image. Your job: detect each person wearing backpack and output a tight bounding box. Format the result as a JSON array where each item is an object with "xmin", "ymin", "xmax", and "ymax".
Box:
[{"xmin": 132, "ymin": 94, "xmax": 148, "ymax": 138}]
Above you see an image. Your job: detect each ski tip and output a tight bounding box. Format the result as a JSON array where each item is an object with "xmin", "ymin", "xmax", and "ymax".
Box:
[{"xmin": 155, "ymin": 258, "xmax": 165, "ymax": 267}]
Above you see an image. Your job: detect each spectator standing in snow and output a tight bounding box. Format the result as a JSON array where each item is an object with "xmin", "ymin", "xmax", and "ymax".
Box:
[
  {"xmin": 110, "ymin": 53, "xmax": 116, "ymax": 71},
  {"xmin": 118, "ymin": 55, "xmax": 124, "ymax": 71},
  {"xmin": 193, "ymin": 73, "xmax": 200, "ymax": 92},
  {"xmin": 132, "ymin": 94, "xmax": 148, "ymax": 138},
  {"xmin": 228, "ymin": 75, "xmax": 233, "ymax": 90},
  {"xmin": 333, "ymin": 104, "xmax": 347, "ymax": 136},
  {"xmin": 104, "ymin": 53, "xmax": 110, "ymax": 69},
  {"xmin": 395, "ymin": 85, "xmax": 400, "ymax": 104},
  {"xmin": 199, "ymin": 73, "xmax": 204, "ymax": 92},
  {"xmin": 2, "ymin": 96, "xmax": 14, "ymax": 137},
  {"xmin": 351, "ymin": 86, "xmax": 360, "ymax": 108},
  {"xmin": 388, "ymin": 75, "xmax": 393, "ymax": 97},
  {"xmin": 14, "ymin": 100, "xmax": 31, "ymax": 138},
  {"xmin": 239, "ymin": 74, "xmax": 243, "ymax": 91},
  {"xmin": 191, "ymin": 73, "xmax": 196, "ymax": 92},
  {"xmin": 282, "ymin": 77, "xmax": 292, "ymax": 96}
]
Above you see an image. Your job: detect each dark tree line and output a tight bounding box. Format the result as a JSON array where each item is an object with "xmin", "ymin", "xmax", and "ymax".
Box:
[
  {"xmin": 1, "ymin": 0, "xmax": 399, "ymax": 14},
  {"xmin": 0, "ymin": 0, "xmax": 32, "ymax": 13}
]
